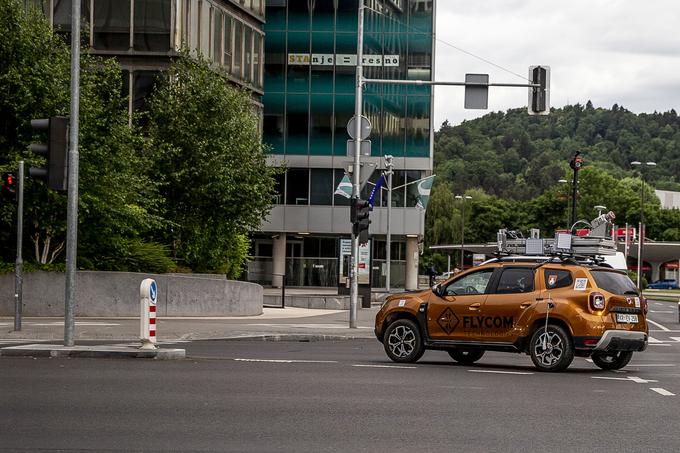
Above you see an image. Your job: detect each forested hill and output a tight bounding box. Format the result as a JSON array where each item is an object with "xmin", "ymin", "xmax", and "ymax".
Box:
[
  {"xmin": 423, "ymin": 103, "xmax": 680, "ymax": 270},
  {"xmin": 434, "ymin": 103, "xmax": 680, "ymax": 200}
]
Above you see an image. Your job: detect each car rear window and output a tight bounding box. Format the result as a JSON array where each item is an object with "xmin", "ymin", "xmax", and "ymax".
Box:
[{"xmin": 590, "ymin": 270, "xmax": 638, "ymax": 295}]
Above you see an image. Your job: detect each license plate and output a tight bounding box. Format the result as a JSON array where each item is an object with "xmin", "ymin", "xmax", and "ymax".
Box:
[{"xmin": 616, "ymin": 313, "xmax": 638, "ymax": 323}]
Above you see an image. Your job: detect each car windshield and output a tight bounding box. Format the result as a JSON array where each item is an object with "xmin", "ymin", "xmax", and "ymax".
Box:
[{"xmin": 590, "ymin": 270, "xmax": 638, "ymax": 295}]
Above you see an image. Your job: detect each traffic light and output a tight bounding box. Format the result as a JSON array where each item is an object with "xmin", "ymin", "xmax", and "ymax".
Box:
[
  {"xmin": 1, "ymin": 172, "xmax": 17, "ymax": 200},
  {"xmin": 528, "ymin": 65, "xmax": 550, "ymax": 115},
  {"xmin": 29, "ymin": 116, "xmax": 69, "ymax": 192},
  {"xmin": 351, "ymin": 198, "xmax": 371, "ymax": 245},
  {"xmin": 569, "ymin": 152, "xmax": 583, "ymax": 171}
]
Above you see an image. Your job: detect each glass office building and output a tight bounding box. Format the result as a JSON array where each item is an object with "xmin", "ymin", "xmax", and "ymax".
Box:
[
  {"xmin": 252, "ymin": 0, "xmax": 435, "ymax": 289},
  {"xmin": 28, "ymin": 0, "xmax": 266, "ymax": 114}
]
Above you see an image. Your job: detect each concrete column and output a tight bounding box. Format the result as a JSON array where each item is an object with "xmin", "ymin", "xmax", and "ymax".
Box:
[
  {"xmin": 650, "ymin": 262, "xmax": 662, "ymax": 282},
  {"xmin": 405, "ymin": 236, "xmax": 419, "ymax": 290},
  {"xmin": 272, "ymin": 234, "xmax": 286, "ymax": 288}
]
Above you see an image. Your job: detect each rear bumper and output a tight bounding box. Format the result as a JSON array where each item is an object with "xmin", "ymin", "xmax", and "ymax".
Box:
[{"xmin": 593, "ymin": 330, "xmax": 647, "ymax": 352}]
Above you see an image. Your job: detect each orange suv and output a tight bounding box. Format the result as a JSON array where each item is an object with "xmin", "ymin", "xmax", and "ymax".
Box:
[{"xmin": 374, "ymin": 259, "xmax": 648, "ymax": 371}]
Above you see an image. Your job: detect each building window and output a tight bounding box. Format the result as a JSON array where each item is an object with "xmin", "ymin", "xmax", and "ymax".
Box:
[
  {"xmin": 286, "ymin": 168, "xmax": 309, "ymax": 205},
  {"xmin": 132, "ymin": 70, "xmax": 160, "ymax": 113},
  {"xmin": 212, "ymin": 8, "xmax": 223, "ymax": 64},
  {"xmin": 223, "ymin": 15, "xmax": 232, "ymax": 73},
  {"xmin": 310, "ymin": 169, "xmax": 333, "ymax": 205},
  {"xmin": 199, "ymin": 0, "xmax": 211, "ymax": 56},
  {"xmin": 253, "ymin": 32, "xmax": 263, "ymax": 88},
  {"xmin": 233, "ymin": 20, "xmax": 243, "ymax": 78},
  {"xmin": 244, "ymin": 26, "xmax": 253, "ymax": 83},
  {"xmin": 93, "ymin": 0, "xmax": 131, "ymax": 50},
  {"xmin": 133, "ymin": 0, "xmax": 171, "ymax": 52}
]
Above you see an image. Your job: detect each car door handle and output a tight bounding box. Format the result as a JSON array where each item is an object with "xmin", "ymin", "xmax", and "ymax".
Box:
[
  {"xmin": 468, "ymin": 303, "xmax": 481, "ymax": 310},
  {"xmin": 520, "ymin": 302, "xmax": 532, "ymax": 309}
]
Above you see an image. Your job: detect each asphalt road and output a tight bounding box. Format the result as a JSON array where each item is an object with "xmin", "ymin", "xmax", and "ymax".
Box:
[{"xmin": 1, "ymin": 301, "xmax": 678, "ymax": 452}]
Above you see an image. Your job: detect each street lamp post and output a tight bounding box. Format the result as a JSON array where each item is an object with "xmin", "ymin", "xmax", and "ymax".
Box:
[
  {"xmin": 558, "ymin": 179, "xmax": 568, "ymax": 227},
  {"xmin": 631, "ymin": 161, "xmax": 657, "ymax": 288},
  {"xmin": 455, "ymin": 195, "xmax": 472, "ymax": 269}
]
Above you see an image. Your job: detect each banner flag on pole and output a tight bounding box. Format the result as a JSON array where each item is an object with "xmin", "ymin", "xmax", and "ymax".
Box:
[
  {"xmin": 415, "ymin": 175, "xmax": 435, "ymax": 210},
  {"xmin": 334, "ymin": 173, "xmax": 352, "ymax": 199},
  {"xmin": 368, "ymin": 173, "xmax": 385, "ymax": 210}
]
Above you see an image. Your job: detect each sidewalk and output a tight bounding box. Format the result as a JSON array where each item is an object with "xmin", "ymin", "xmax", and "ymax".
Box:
[{"xmin": 0, "ymin": 306, "xmax": 379, "ymax": 344}]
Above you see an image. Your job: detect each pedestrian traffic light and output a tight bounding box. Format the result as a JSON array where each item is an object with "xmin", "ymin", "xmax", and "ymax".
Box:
[
  {"xmin": 28, "ymin": 116, "xmax": 69, "ymax": 192},
  {"xmin": 569, "ymin": 152, "xmax": 583, "ymax": 171},
  {"xmin": 352, "ymin": 198, "xmax": 371, "ymax": 245},
  {"xmin": 528, "ymin": 65, "xmax": 550, "ymax": 115},
  {"xmin": 1, "ymin": 172, "xmax": 17, "ymax": 200}
]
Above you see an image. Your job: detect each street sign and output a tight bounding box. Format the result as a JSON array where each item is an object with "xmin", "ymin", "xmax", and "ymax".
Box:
[
  {"xmin": 464, "ymin": 74, "xmax": 489, "ymax": 109},
  {"xmin": 347, "ymin": 115, "xmax": 371, "ymax": 140},
  {"xmin": 347, "ymin": 139, "xmax": 371, "ymax": 157}
]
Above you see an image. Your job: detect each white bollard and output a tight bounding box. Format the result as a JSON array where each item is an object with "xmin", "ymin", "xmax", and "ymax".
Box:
[{"xmin": 140, "ymin": 278, "xmax": 158, "ymax": 350}]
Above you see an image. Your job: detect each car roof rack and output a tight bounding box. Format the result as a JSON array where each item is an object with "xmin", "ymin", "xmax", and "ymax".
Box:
[{"xmin": 491, "ymin": 211, "xmax": 618, "ymax": 265}]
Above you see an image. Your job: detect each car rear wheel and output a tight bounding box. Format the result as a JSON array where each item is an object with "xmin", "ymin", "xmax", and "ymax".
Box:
[
  {"xmin": 529, "ymin": 324, "xmax": 574, "ymax": 372},
  {"xmin": 591, "ymin": 351, "xmax": 634, "ymax": 370},
  {"xmin": 447, "ymin": 349, "xmax": 485, "ymax": 364},
  {"xmin": 383, "ymin": 319, "xmax": 424, "ymax": 363}
]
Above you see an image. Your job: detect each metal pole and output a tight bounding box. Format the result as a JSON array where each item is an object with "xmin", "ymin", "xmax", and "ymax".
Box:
[
  {"xmin": 460, "ymin": 198, "xmax": 465, "ymax": 269},
  {"xmin": 64, "ymin": 0, "xmax": 81, "ymax": 346},
  {"xmin": 624, "ymin": 222, "xmax": 629, "ymax": 258},
  {"xmin": 350, "ymin": 3, "xmax": 364, "ymax": 328},
  {"xmin": 385, "ymin": 158, "xmax": 393, "ymax": 292},
  {"xmin": 638, "ymin": 177, "xmax": 645, "ymax": 289},
  {"xmin": 637, "ymin": 222, "xmax": 642, "ymax": 289},
  {"xmin": 14, "ymin": 161, "xmax": 24, "ymax": 331},
  {"xmin": 570, "ymin": 160, "xmax": 579, "ymax": 229}
]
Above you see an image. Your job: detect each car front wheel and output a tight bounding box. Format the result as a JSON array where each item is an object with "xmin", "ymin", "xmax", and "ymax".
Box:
[
  {"xmin": 591, "ymin": 351, "xmax": 633, "ymax": 370},
  {"xmin": 529, "ymin": 324, "xmax": 574, "ymax": 372},
  {"xmin": 383, "ymin": 319, "xmax": 424, "ymax": 363}
]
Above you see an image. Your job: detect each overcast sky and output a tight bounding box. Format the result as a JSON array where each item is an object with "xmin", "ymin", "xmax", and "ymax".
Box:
[{"xmin": 433, "ymin": 0, "xmax": 680, "ymax": 128}]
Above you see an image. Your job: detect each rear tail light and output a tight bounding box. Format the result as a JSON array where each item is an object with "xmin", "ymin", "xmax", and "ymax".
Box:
[{"xmin": 590, "ymin": 292, "xmax": 606, "ymax": 311}]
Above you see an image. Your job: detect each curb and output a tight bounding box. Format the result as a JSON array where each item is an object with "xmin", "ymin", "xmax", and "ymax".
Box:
[
  {"xmin": 212, "ymin": 334, "xmax": 375, "ymax": 342},
  {"xmin": 0, "ymin": 344, "xmax": 185, "ymax": 360}
]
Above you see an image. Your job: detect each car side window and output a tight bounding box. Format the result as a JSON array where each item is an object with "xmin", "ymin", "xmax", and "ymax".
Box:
[
  {"xmin": 443, "ymin": 269, "xmax": 494, "ymax": 296},
  {"xmin": 495, "ymin": 268, "xmax": 535, "ymax": 294},
  {"xmin": 543, "ymin": 269, "xmax": 573, "ymax": 289}
]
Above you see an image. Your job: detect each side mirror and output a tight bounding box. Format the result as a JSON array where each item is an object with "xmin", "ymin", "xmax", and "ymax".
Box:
[{"xmin": 432, "ymin": 283, "xmax": 441, "ymax": 296}]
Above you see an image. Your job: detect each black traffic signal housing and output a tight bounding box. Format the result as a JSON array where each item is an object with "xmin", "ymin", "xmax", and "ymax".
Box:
[
  {"xmin": 569, "ymin": 152, "xmax": 583, "ymax": 171},
  {"xmin": 351, "ymin": 198, "xmax": 371, "ymax": 245},
  {"xmin": 1, "ymin": 172, "xmax": 17, "ymax": 200},
  {"xmin": 528, "ymin": 65, "xmax": 550, "ymax": 115},
  {"xmin": 29, "ymin": 116, "xmax": 68, "ymax": 192}
]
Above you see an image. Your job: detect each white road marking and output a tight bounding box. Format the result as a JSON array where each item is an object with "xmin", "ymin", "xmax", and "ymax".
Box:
[
  {"xmin": 629, "ymin": 364, "xmax": 676, "ymax": 367},
  {"xmin": 233, "ymin": 358, "xmax": 338, "ymax": 364},
  {"xmin": 352, "ymin": 364, "xmax": 417, "ymax": 369},
  {"xmin": 246, "ymin": 323, "xmax": 372, "ymax": 330},
  {"xmin": 647, "ymin": 319, "xmax": 670, "ymax": 331},
  {"xmin": 650, "ymin": 329, "xmax": 680, "ymax": 332},
  {"xmin": 670, "ymin": 337, "xmax": 680, "ymax": 342},
  {"xmin": 592, "ymin": 376, "xmax": 658, "ymax": 383},
  {"xmin": 467, "ymin": 370, "xmax": 533, "ymax": 375},
  {"xmin": 647, "ymin": 344, "xmax": 671, "ymax": 347},
  {"xmin": 648, "ymin": 336, "xmax": 663, "ymax": 343},
  {"xmin": 650, "ymin": 388, "xmax": 675, "ymax": 396},
  {"xmin": 650, "ymin": 310, "xmax": 674, "ymax": 313}
]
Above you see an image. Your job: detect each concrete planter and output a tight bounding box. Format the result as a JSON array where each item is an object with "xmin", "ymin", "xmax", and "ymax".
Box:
[{"xmin": 0, "ymin": 271, "xmax": 263, "ymax": 317}]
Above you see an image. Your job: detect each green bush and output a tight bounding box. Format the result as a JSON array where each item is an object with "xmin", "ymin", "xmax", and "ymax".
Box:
[{"xmin": 81, "ymin": 238, "xmax": 176, "ymax": 273}]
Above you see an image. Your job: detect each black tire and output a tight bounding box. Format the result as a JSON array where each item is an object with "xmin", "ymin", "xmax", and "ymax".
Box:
[
  {"xmin": 529, "ymin": 324, "xmax": 574, "ymax": 372},
  {"xmin": 383, "ymin": 319, "xmax": 425, "ymax": 363},
  {"xmin": 591, "ymin": 351, "xmax": 634, "ymax": 370},
  {"xmin": 447, "ymin": 349, "xmax": 485, "ymax": 364}
]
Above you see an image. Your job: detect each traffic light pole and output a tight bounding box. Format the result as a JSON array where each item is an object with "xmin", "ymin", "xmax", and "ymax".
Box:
[
  {"xmin": 14, "ymin": 162, "xmax": 24, "ymax": 331},
  {"xmin": 350, "ymin": 4, "xmax": 365, "ymax": 329},
  {"xmin": 64, "ymin": 0, "xmax": 82, "ymax": 346}
]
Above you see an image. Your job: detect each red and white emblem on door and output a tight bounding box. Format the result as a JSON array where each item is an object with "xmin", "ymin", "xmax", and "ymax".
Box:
[{"xmin": 547, "ymin": 274, "xmax": 557, "ymax": 287}]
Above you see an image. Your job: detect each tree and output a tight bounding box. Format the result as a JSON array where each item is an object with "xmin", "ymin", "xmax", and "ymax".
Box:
[
  {"xmin": 146, "ymin": 51, "xmax": 281, "ymax": 275},
  {"xmin": 0, "ymin": 0, "xmax": 169, "ymax": 271}
]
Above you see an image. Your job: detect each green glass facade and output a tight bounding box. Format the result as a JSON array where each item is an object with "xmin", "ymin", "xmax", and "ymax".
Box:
[{"xmin": 263, "ymin": 0, "xmax": 434, "ymax": 160}]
